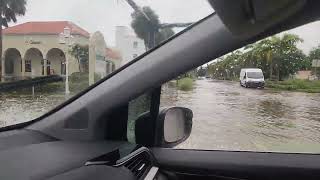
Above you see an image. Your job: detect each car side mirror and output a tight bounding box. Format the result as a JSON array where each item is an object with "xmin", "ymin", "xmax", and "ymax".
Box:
[
  {"xmin": 135, "ymin": 107, "xmax": 193, "ymax": 148},
  {"xmin": 158, "ymin": 107, "xmax": 193, "ymax": 147}
]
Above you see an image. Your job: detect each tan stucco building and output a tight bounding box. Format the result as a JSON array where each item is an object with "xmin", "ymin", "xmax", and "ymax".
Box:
[{"xmin": 1, "ymin": 21, "xmax": 121, "ymax": 80}]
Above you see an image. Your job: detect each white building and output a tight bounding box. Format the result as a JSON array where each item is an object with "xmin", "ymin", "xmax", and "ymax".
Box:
[{"xmin": 115, "ymin": 26, "xmax": 146, "ymax": 66}]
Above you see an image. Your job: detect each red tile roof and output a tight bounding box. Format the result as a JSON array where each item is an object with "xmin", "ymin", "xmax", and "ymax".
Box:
[
  {"xmin": 106, "ymin": 48, "xmax": 122, "ymax": 60},
  {"xmin": 3, "ymin": 21, "xmax": 90, "ymax": 38}
]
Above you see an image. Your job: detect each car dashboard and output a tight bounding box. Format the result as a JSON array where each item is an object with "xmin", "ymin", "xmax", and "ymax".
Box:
[
  {"xmin": 0, "ymin": 130, "xmax": 161, "ymax": 180},
  {"xmin": 84, "ymin": 145, "xmax": 159, "ymax": 180}
]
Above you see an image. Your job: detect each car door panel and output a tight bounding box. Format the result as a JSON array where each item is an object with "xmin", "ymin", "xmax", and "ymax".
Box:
[
  {"xmin": 0, "ymin": 141, "xmax": 126, "ymax": 179},
  {"xmin": 0, "ymin": 129, "xmax": 57, "ymax": 151},
  {"xmin": 152, "ymin": 148, "xmax": 320, "ymax": 180}
]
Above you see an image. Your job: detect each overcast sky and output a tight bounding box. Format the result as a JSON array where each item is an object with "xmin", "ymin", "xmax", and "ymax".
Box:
[
  {"xmin": 12, "ymin": 0, "xmax": 213, "ymax": 46},
  {"xmin": 11, "ymin": 0, "xmax": 320, "ymax": 53}
]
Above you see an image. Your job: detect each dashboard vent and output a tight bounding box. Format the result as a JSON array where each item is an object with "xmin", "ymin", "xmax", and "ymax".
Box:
[{"xmin": 123, "ymin": 152, "xmax": 152, "ymax": 179}]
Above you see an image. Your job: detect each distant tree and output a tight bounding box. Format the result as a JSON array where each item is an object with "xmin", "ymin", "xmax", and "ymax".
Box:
[
  {"xmin": 131, "ymin": 6, "xmax": 160, "ymax": 49},
  {"xmin": 0, "ymin": 0, "xmax": 27, "ymax": 75},
  {"xmin": 182, "ymin": 69, "xmax": 197, "ymax": 79},
  {"xmin": 69, "ymin": 44, "xmax": 89, "ymax": 72},
  {"xmin": 197, "ymin": 66, "xmax": 207, "ymax": 77},
  {"xmin": 273, "ymin": 34, "xmax": 305, "ymax": 80},
  {"xmin": 242, "ymin": 34, "xmax": 304, "ymax": 80},
  {"xmin": 131, "ymin": 6, "xmax": 177, "ymax": 50},
  {"xmin": 309, "ymin": 45, "xmax": 320, "ymax": 61},
  {"xmin": 309, "ymin": 45, "xmax": 320, "ymax": 77},
  {"xmin": 208, "ymin": 34, "xmax": 307, "ymax": 81}
]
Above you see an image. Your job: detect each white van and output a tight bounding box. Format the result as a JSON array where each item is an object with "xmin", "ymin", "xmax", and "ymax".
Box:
[{"xmin": 240, "ymin": 68, "xmax": 265, "ymax": 88}]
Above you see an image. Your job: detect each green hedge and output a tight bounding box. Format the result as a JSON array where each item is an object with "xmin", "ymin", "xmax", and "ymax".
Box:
[{"xmin": 266, "ymin": 79, "xmax": 320, "ymax": 93}]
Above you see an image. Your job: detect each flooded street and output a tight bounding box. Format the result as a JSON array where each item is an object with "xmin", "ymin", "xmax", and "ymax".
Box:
[
  {"xmin": 161, "ymin": 80, "xmax": 320, "ymax": 153},
  {"xmin": 0, "ymin": 92, "xmax": 67, "ymax": 127},
  {"xmin": 1, "ymin": 80, "xmax": 320, "ymax": 153}
]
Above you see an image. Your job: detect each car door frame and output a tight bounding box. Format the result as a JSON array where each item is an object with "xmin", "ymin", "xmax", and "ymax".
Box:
[{"xmin": 152, "ymin": 148, "xmax": 320, "ymax": 180}]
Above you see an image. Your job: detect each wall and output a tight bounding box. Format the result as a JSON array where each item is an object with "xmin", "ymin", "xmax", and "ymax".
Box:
[
  {"xmin": 115, "ymin": 26, "xmax": 146, "ymax": 66},
  {"xmin": 2, "ymin": 34, "xmax": 89, "ymax": 77}
]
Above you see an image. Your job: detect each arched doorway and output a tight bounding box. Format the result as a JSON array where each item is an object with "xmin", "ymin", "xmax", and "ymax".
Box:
[
  {"xmin": 46, "ymin": 48, "xmax": 66, "ymax": 75},
  {"xmin": 4, "ymin": 48, "xmax": 22, "ymax": 77},
  {"xmin": 24, "ymin": 48, "xmax": 44, "ymax": 77}
]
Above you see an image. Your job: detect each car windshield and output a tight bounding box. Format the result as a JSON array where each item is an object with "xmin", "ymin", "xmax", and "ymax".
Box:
[
  {"xmin": 0, "ymin": 0, "xmax": 214, "ymax": 127},
  {"xmin": 247, "ymin": 72, "xmax": 263, "ymax": 79}
]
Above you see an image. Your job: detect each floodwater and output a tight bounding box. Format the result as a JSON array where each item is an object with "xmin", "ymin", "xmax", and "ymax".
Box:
[
  {"xmin": 161, "ymin": 80, "xmax": 320, "ymax": 153},
  {"xmin": 0, "ymin": 91, "xmax": 67, "ymax": 127},
  {"xmin": 1, "ymin": 80, "xmax": 320, "ymax": 153}
]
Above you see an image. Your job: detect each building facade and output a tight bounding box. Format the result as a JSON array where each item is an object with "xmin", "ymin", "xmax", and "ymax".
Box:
[
  {"xmin": 105, "ymin": 47, "xmax": 122, "ymax": 74},
  {"xmin": 1, "ymin": 21, "xmax": 122, "ymax": 81},
  {"xmin": 115, "ymin": 26, "xmax": 145, "ymax": 66},
  {"xmin": 1, "ymin": 21, "xmax": 90, "ymax": 79},
  {"xmin": 89, "ymin": 31, "xmax": 122, "ymax": 82}
]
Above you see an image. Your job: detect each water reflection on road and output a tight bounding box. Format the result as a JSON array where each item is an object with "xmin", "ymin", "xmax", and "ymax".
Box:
[{"xmin": 161, "ymin": 80, "xmax": 320, "ymax": 153}]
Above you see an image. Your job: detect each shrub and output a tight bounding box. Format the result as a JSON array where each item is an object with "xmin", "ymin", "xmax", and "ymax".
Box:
[
  {"xmin": 266, "ymin": 79, "xmax": 320, "ymax": 93},
  {"xmin": 177, "ymin": 78, "xmax": 194, "ymax": 91}
]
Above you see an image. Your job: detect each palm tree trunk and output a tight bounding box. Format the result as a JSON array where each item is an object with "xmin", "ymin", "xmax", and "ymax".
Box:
[{"xmin": 266, "ymin": 51, "xmax": 273, "ymax": 80}]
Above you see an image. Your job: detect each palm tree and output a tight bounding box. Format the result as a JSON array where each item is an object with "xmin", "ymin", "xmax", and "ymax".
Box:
[
  {"xmin": 0, "ymin": 0, "xmax": 27, "ymax": 76},
  {"xmin": 69, "ymin": 44, "xmax": 89, "ymax": 72},
  {"xmin": 246, "ymin": 34, "xmax": 303, "ymax": 80},
  {"xmin": 252, "ymin": 38, "xmax": 275, "ymax": 79},
  {"xmin": 125, "ymin": 0, "xmax": 192, "ymax": 49},
  {"xmin": 265, "ymin": 35, "xmax": 303, "ymax": 80}
]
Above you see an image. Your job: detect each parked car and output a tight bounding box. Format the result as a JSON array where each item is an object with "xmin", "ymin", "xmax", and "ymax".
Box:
[{"xmin": 240, "ymin": 68, "xmax": 265, "ymax": 88}]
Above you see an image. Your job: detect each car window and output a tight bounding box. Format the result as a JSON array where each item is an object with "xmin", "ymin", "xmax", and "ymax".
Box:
[
  {"xmin": 247, "ymin": 72, "xmax": 263, "ymax": 79},
  {"xmin": 127, "ymin": 93, "xmax": 152, "ymax": 143},
  {"xmin": 0, "ymin": 0, "xmax": 213, "ymax": 127},
  {"xmin": 160, "ymin": 21, "xmax": 320, "ymax": 153}
]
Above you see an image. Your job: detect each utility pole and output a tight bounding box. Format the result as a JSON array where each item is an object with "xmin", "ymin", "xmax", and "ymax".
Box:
[{"xmin": 59, "ymin": 27, "xmax": 72, "ymax": 95}]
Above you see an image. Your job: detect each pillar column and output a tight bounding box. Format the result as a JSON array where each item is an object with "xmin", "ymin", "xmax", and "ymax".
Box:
[
  {"xmin": 1, "ymin": 56, "xmax": 5, "ymax": 78},
  {"xmin": 89, "ymin": 45, "xmax": 96, "ymax": 86},
  {"xmin": 65, "ymin": 52, "xmax": 70, "ymax": 94},
  {"xmin": 21, "ymin": 58, "xmax": 25, "ymax": 77},
  {"xmin": 43, "ymin": 59, "xmax": 47, "ymax": 76}
]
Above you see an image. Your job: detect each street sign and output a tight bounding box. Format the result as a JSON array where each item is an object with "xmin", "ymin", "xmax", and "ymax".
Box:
[{"xmin": 312, "ymin": 59, "xmax": 320, "ymax": 67}]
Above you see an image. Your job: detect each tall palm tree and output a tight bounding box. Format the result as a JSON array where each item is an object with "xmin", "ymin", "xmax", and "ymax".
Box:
[{"xmin": 0, "ymin": 0, "xmax": 27, "ymax": 76}]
